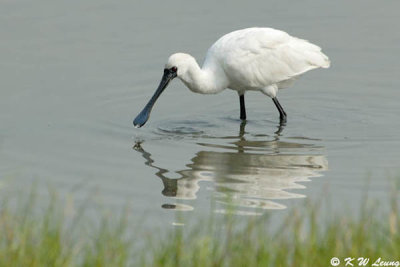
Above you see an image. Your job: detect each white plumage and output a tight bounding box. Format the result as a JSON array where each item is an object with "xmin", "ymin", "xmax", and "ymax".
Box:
[
  {"xmin": 207, "ymin": 28, "xmax": 330, "ymax": 94},
  {"xmin": 133, "ymin": 27, "xmax": 330, "ymax": 127}
]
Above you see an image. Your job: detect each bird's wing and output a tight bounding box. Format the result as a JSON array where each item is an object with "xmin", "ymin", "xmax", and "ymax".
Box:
[{"xmin": 211, "ymin": 28, "xmax": 330, "ymax": 89}]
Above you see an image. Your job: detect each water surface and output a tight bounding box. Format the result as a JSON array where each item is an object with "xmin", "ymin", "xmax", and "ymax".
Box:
[{"xmin": 1, "ymin": 0, "xmax": 399, "ymax": 227}]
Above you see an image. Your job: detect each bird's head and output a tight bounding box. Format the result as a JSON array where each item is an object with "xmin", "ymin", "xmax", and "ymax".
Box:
[
  {"xmin": 133, "ymin": 53, "xmax": 194, "ymax": 128},
  {"xmin": 165, "ymin": 53, "xmax": 196, "ymax": 78}
]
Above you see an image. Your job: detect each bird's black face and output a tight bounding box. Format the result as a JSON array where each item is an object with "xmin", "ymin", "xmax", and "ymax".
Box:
[
  {"xmin": 161, "ymin": 67, "xmax": 178, "ymax": 82},
  {"xmin": 133, "ymin": 67, "xmax": 178, "ymax": 127},
  {"xmin": 170, "ymin": 66, "xmax": 178, "ymax": 74}
]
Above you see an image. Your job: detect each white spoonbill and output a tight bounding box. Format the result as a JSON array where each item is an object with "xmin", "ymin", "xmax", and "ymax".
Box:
[{"xmin": 133, "ymin": 27, "xmax": 330, "ymax": 127}]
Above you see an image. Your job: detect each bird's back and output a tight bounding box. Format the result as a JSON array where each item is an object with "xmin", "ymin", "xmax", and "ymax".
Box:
[{"xmin": 204, "ymin": 27, "xmax": 330, "ymax": 90}]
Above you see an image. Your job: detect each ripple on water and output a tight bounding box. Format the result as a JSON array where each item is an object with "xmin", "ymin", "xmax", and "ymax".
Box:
[{"xmin": 154, "ymin": 119, "xmax": 219, "ymax": 137}]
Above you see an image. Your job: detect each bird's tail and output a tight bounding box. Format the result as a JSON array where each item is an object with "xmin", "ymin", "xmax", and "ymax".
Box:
[
  {"xmin": 300, "ymin": 39, "xmax": 330, "ymax": 69},
  {"xmin": 316, "ymin": 50, "xmax": 330, "ymax": 68}
]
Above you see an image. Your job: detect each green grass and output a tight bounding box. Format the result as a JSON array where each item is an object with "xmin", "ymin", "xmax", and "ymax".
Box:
[{"xmin": 0, "ymin": 185, "xmax": 399, "ymax": 267}]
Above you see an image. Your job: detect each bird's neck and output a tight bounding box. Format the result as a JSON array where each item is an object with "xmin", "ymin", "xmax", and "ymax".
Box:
[{"xmin": 179, "ymin": 59, "xmax": 228, "ymax": 94}]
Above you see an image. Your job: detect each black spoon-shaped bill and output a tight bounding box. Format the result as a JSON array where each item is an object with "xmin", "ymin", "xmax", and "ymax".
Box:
[{"xmin": 133, "ymin": 68, "xmax": 177, "ymax": 128}]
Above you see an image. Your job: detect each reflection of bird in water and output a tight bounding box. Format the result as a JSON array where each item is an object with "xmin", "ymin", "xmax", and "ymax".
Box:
[{"xmin": 133, "ymin": 121, "xmax": 328, "ymax": 213}]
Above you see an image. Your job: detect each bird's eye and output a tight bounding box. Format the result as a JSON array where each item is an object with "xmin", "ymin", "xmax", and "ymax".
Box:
[{"xmin": 171, "ymin": 66, "xmax": 177, "ymax": 72}]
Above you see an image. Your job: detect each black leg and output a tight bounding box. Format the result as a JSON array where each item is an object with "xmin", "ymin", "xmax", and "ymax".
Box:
[
  {"xmin": 272, "ymin": 97, "xmax": 287, "ymax": 122},
  {"xmin": 239, "ymin": 94, "xmax": 246, "ymax": 120}
]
